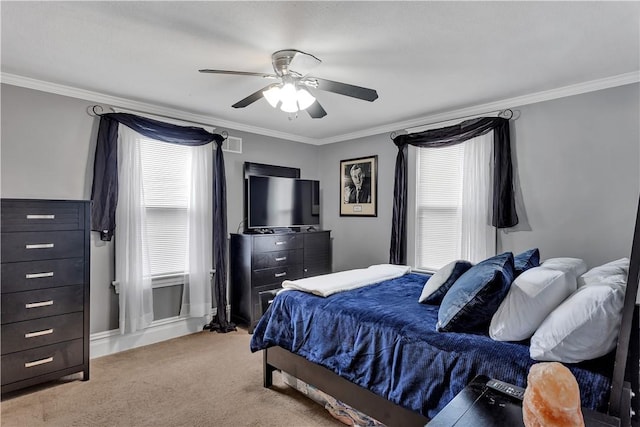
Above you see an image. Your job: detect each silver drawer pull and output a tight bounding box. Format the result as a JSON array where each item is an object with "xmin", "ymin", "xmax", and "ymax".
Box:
[
  {"xmin": 25, "ymin": 357, "xmax": 54, "ymax": 368},
  {"xmin": 267, "ymin": 299, "xmax": 274, "ymax": 304},
  {"xmin": 25, "ymin": 328, "xmax": 54, "ymax": 338},
  {"xmin": 275, "ymin": 241, "xmax": 286, "ymax": 246},
  {"xmin": 274, "ymin": 256, "xmax": 287, "ymax": 262},
  {"xmin": 25, "ymin": 243, "xmax": 54, "ymax": 249},
  {"xmin": 26, "ymin": 272, "xmax": 54, "ymax": 279},
  {"xmin": 26, "ymin": 214, "xmax": 55, "ymax": 220},
  {"xmin": 274, "ymin": 272, "xmax": 287, "ymax": 278},
  {"xmin": 25, "ymin": 300, "xmax": 54, "ymax": 309}
]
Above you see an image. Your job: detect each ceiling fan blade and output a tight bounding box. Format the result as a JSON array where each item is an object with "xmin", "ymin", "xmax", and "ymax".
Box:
[
  {"xmin": 231, "ymin": 84, "xmax": 276, "ymax": 108},
  {"xmin": 288, "ymin": 50, "xmax": 322, "ymax": 77},
  {"xmin": 199, "ymin": 69, "xmax": 277, "ymax": 79},
  {"xmin": 312, "ymin": 78, "xmax": 378, "ymax": 102},
  {"xmin": 306, "ymin": 100, "xmax": 327, "ymax": 119}
]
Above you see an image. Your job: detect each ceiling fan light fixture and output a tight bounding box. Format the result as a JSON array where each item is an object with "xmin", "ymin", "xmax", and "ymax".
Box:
[
  {"xmin": 280, "ymin": 97, "xmax": 299, "ymax": 113},
  {"xmin": 278, "ymin": 81, "xmax": 306, "ymax": 113},
  {"xmin": 296, "ymin": 87, "xmax": 316, "ymax": 110},
  {"xmin": 280, "ymin": 82, "xmax": 297, "ymax": 99},
  {"xmin": 263, "ymin": 86, "xmax": 281, "ymax": 108}
]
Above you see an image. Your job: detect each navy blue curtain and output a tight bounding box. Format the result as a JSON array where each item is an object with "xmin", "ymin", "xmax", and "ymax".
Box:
[
  {"xmin": 209, "ymin": 139, "xmax": 235, "ymax": 332},
  {"xmin": 390, "ymin": 117, "xmax": 518, "ymax": 265},
  {"xmin": 91, "ymin": 113, "xmax": 224, "ymax": 239},
  {"xmin": 91, "ymin": 112, "xmax": 236, "ymax": 332}
]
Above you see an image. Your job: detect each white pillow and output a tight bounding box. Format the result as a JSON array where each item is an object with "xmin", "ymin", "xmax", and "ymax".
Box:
[
  {"xmin": 529, "ymin": 284, "xmax": 625, "ymax": 363},
  {"xmin": 489, "ymin": 266, "xmax": 577, "ymax": 342},
  {"xmin": 578, "ymin": 257, "xmax": 629, "ymax": 288},
  {"xmin": 540, "ymin": 257, "xmax": 587, "ymax": 277},
  {"xmin": 418, "ymin": 260, "xmax": 472, "ymax": 304}
]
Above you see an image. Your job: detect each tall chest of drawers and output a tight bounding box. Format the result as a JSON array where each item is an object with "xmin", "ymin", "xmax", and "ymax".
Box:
[
  {"xmin": 1, "ymin": 199, "xmax": 90, "ymax": 393},
  {"xmin": 230, "ymin": 231, "xmax": 332, "ymax": 333}
]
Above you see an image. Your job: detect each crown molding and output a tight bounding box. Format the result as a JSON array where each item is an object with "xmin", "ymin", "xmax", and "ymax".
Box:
[
  {"xmin": 0, "ymin": 73, "xmax": 318, "ymax": 145},
  {"xmin": 2, "ymin": 71, "xmax": 638, "ymax": 146},
  {"xmin": 320, "ymin": 71, "xmax": 640, "ymax": 144}
]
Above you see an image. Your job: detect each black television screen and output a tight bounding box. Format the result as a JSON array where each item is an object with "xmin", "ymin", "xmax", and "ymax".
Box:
[{"xmin": 247, "ymin": 175, "xmax": 320, "ymax": 229}]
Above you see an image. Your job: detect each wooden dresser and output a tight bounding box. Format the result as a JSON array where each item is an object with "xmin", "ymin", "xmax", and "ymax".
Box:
[
  {"xmin": 1, "ymin": 199, "xmax": 90, "ymax": 393},
  {"xmin": 230, "ymin": 230, "xmax": 331, "ymax": 333}
]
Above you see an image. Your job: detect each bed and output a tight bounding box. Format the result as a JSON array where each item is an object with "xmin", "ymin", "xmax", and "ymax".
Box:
[{"xmin": 250, "ymin": 201, "xmax": 640, "ymax": 426}]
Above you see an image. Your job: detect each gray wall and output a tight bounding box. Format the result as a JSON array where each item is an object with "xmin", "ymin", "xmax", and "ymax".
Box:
[
  {"xmin": 319, "ymin": 83, "xmax": 640, "ymax": 272},
  {"xmin": 1, "ymin": 84, "xmax": 118, "ymax": 333},
  {"xmin": 316, "ymin": 133, "xmax": 398, "ymax": 272},
  {"xmin": 0, "ymin": 84, "xmax": 321, "ymax": 334},
  {"xmin": 499, "ymin": 84, "xmax": 639, "ymax": 268},
  {"xmin": 2, "ymin": 82, "xmax": 638, "ymax": 333}
]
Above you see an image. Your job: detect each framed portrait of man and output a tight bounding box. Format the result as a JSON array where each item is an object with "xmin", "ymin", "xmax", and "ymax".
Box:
[{"xmin": 340, "ymin": 155, "xmax": 378, "ymax": 217}]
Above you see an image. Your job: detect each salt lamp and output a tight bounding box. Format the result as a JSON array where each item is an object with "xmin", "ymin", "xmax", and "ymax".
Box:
[{"xmin": 522, "ymin": 362, "xmax": 585, "ymax": 427}]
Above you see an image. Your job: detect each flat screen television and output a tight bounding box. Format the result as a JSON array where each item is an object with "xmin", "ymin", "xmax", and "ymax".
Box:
[{"xmin": 247, "ymin": 175, "xmax": 320, "ymax": 230}]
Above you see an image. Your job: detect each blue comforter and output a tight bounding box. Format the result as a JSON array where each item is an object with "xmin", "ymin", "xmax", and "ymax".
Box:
[{"xmin": 250, "ymin": 272, "xmax": 612, "ymax": 419}]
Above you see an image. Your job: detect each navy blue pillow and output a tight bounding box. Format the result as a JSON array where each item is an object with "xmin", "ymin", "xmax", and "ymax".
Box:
[
  {"xmin": 514, "ymin": 248, "xmax": 540, "ymax": 277},
  {"xmin": 437, "ymin": 252, "xmax": 515, "ymax": 332}
]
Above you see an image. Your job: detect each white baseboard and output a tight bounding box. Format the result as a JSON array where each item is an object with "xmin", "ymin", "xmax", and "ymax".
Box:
[
  {"xmin": 89, "ymin": 305, "xmax": 231, "ymax": 359},
  {"xmin": 89, "ymin": 316, "xmax": 204, "ymax": 359}
]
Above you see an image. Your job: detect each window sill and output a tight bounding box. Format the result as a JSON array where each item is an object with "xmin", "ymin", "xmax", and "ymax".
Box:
[
  {"xmin": 112, "ymin": 269, "xmax": 215, "ymax": 294},
  {"xmin": 112, "ymin": 276, "xmax": 183, "ymax": 294}
]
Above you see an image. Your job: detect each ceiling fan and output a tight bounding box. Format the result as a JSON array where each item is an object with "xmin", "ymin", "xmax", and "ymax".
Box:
[{"xmin": 199, "ymin": 49, "xmax": 378, "ymax": 119}]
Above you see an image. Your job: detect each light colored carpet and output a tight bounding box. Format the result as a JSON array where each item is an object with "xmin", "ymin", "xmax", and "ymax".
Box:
[{"xmin": 0, "ymin": 329, "xmax": 344, "ymax": 427}]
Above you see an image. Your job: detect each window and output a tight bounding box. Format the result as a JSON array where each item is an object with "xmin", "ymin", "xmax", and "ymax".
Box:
[
  {"xmin": 139, "ymin": 138, "xmax": 191, "ymax": 279},
  {"xmin": 113, "ymin": 123, "xmax": 213, "ymax": 333},
  {"xmin": 414, "ymin": 132, "xmax": 496, "ymax": 271},
  {"xmin": 415, "ymin": 144, "xmax": 464, "ymax": 270}
]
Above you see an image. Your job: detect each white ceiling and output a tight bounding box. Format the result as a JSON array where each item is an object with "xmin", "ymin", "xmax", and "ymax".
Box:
[{"xmin": 2, "ymin": 1, "xmax": 639, "ymax": 145}]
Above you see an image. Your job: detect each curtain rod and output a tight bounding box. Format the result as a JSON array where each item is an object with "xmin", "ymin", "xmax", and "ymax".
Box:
[
  {"xmin": 390, "ymin": 108, "xmax": 513, "ymax": 140},
  {"xmin": 88, "ymin": 104, "xmax": 223, "ymax": 133}
]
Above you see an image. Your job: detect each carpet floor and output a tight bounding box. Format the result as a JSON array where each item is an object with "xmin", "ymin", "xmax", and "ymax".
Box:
[{"xmin": 0, "ymin": 328, "xmax": 344, "ymax": 427}]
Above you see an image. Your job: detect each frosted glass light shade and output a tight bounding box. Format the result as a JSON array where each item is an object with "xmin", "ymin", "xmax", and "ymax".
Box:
[
  {"xmin": 296, "ymin": 88, "xmax": 315, "ymax": 110},
  {"xmin": 280, "ymin": 98, "xmax": 299, "ymax": 113},
  {"xmin": 263, "ymin": 86, "xmax": 281, "ymax": 108},
  {"xmin": 279, "ymin": 82, "xmax": 299, "ymax": 112}
]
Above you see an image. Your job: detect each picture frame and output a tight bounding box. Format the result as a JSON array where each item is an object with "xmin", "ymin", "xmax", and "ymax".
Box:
[{"xmin": 340, "ymin": 155, "xmax": 378, "ymax": 217}]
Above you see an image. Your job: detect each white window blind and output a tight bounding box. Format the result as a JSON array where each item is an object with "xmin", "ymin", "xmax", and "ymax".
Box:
[
  {"xmin": 415, "ymin": 144, "xmax": 464, "ymax": 271},
  {"xmin": 139, "ymin": 138, "xmax": 190, "ymax": 277}
]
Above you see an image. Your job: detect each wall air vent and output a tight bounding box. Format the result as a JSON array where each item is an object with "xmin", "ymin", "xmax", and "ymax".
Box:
[{"xmin": 222, "ymin": 136, "xmax": 242, "ymax": 154}]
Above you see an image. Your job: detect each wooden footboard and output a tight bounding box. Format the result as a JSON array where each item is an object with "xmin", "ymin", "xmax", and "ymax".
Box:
[{"xmin": 263, "ymin": 346, "xmax": 429, "ymax": 427}]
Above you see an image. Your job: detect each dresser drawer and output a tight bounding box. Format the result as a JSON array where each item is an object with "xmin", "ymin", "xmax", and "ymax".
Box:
[
  {"xmin": 1, "ymin": 200, "xmax": 85, "ymax": 232},
  {"xmin": 1, "ymin": 312, "xmax": 84, "ymax": 354},
  {"xmin": 257, "ymin": 288, "xmax": 281, "ymax": 318},
  {"xmin": 252, "ymin": 285, "xmax": 282, "ymax": 322},
  {"xmin": 253, "ymin": 234, "xmax": 303, "ymax": 253},
  {"xmin": 1, "ymin": 338, "xmax": 84, "ymax": 385},
  {"xmin": 252, "ymin": 264, "xmax": 303, "ymax": 287},
  {"xmin": 1, "ymin": 230, "xmax": 84, "ymax": 262},
  {"xmin": 252, "ymin": 249, "xmax": 302, "ymax": 269},
  {"xmin": 1, "ymin": 285, "xmax": 84, "ymax": 324},
  {"xmin": 1, "ymin": 258, "xmax": 85, "ymax": 293}
]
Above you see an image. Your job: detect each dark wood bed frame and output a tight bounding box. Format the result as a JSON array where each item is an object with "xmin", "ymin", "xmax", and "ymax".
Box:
[{"xmin": 262, "ymin": 196, "xmax": 640, "ymax": 426}]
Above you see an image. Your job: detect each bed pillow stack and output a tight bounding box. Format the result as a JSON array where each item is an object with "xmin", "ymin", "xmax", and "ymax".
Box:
[
  {"xmin": 529, "ymin": 257, "xmax": 629, "ymax": 363},
  {"xmin": 489, "ymin": 258, "xmax": 586, "ymax": 342},
  {"xmin": 436, "ymin": 252, "xmax": 515, "ymax": 332}
]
